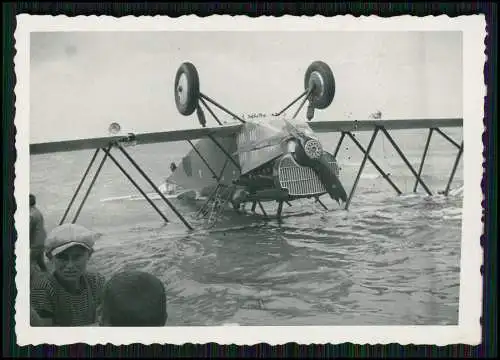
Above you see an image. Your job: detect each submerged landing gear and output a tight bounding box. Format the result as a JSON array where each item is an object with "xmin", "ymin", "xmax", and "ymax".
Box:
[{"xmin": 276, "ymin": 201, "xmax": 284, "ymax": 218}]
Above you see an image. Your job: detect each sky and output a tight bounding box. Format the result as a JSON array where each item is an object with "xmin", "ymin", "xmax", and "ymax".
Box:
[{"xmin": 30, "ymin": 31, "xmax": 463, "ymax": 143}]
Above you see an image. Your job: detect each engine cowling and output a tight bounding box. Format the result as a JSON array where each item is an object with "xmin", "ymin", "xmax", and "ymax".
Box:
[{"xmin": 281, "ymin": 136, "xmax": 347, "ymax": 203}]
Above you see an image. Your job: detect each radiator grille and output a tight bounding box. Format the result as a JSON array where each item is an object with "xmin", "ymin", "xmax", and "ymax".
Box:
[{"xmin": 278, "ymin": 154, "xmax": 340, "ymax": 196}]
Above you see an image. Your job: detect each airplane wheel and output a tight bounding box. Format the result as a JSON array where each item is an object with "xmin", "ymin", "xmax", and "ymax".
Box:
[
  {"xmin": 304, "ymin": 61, "xmax": 336, "ymax": 110},
  {"xmin": 174, "ymin": 62, "xmax": 200, "ymax": 116}
]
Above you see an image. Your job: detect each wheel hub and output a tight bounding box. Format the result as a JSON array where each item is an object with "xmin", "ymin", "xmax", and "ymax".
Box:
[
  {"xmin": 177, "ymin": 73, "xmax": 189, "ymax": 106},
  {"xmin": 308, "ymin": 71, "xmax": 325, "ymax": 98}
]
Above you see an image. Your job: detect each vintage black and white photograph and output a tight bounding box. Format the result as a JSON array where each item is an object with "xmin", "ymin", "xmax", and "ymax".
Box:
[{"xmin": 15, "ymin": 15, "xmax": 484, "ymax": 345}]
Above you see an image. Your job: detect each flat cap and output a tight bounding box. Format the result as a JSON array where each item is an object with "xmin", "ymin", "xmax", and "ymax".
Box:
[{"xmin": 45, "ymin": 223, "xmax": 99, "ymax": 257}]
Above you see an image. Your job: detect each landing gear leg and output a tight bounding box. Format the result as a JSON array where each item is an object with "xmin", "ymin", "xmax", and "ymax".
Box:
[
  {"xmin": 257, "ymin": 201, "xmax": 268, "ymax": 218},
  {"xmin": 276, "ymin": 201, "xmax": 284, "ymax": 218},
  {"xmin": 315, "ymin": 196, "xmax": 328, "ymax": 211}
]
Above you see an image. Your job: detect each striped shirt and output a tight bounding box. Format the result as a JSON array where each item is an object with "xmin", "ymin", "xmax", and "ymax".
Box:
[{"xmin": 30, "ymin": 271, "xmax": 106, "ymax": 326}]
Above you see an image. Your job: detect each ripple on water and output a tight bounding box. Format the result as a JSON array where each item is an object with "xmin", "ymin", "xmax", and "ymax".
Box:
[{"xmin": 40, "ymin": 161, "xmax": 462, "ymax": 326}]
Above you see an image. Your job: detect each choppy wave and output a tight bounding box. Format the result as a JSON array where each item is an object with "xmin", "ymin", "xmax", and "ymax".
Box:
[{"xmin": 84, "ymin": 186, "xmax": 463, "ymax": 326}]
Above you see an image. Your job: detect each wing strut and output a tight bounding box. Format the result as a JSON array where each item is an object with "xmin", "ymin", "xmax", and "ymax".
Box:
[
  {"xmin": 413, "ymin": 127, "xmax": 463, "ymax": 196},
  {"xmin": 442, "ymin": 141, "xmax": 464, "ymax": 196},
  {"xmin": 379, "ymin": 127, "xmax": 433, "ymax": 196},
  {"xmin": 60, "ymin": 148, "xmax": 100, "ymax": 225},
  {"xmin": 333, "ymin": 123, "xmax": 461, "ymax": 209},
  {"xmin": 207, "ymin": 134, "xmax": 241, "ymax": 171},
  {"xmin": 344, "ymin": 128, "xmax": 380, "ymax": 210},
  {"xmin": 413, "ymin": 128, "xmax": 434, "ymax": 192},
  {"xmin": 103, "ymin": 148, "xmax": 170, "ymax": 224},
  {"xmin": 187, "ymin": 140, "xmax": 219, "ymax": 180},
  {"xmin": 58, "ymin": 136, "xmax": 193, "ymax": 231},
  {"xmin": 117, "ymin": 143, "xmax": 193, "ymax": 230},
  {"xmin": 70, "ymin": 145, "xmax": 111, "ymax": 224},
  {"xmin": 345, "ymin": 131, "xmax": 402, "ymax": 195}
]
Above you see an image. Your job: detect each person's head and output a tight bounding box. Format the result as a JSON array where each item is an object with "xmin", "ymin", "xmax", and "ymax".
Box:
[
  {"xmin": 45, "ymin": 224, "xmax": 99, "ymax": 282},
  {"xmin": 100, "ymin": 271, "xmax": 167, "ymax": 327},
  {"xmin": 29, "ymin": 194, "xmax": 36, "ymax": 207}
]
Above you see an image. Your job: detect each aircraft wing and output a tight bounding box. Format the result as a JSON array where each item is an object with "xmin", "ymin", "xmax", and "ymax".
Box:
[
  {"xmin": 30, "ymin": 124, "xmax": 243, "ymax": 155},
  {"xmin": 308, "ymin": 118, "xmax": 463, "ymax": 133}
]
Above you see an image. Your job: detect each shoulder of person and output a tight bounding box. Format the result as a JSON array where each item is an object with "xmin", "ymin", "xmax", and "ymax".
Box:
[
  {"xmin": 31, "ymin": 272, "xmax": 56, "ymax": 293},
  {"xmin": 30, "ymin": 206, "xmax": 43, "ymax": 219},
  {"xmin": 31, "ymin": 264, "xmax": 48, "ymax": 281}
]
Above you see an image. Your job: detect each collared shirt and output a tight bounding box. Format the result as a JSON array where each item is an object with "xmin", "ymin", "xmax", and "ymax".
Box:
[{"xmin": 30, "ymin": 271, "xmax": 106, "ymax": 326}]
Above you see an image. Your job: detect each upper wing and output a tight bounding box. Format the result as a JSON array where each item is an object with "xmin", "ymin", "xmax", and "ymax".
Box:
[
  {"xmin": 30, "ymin": 124, "xmax": 243, "ymax": 155},
  {"xmin": 308, "ymin": 118, "xmax": 463, "ymax": 133}
]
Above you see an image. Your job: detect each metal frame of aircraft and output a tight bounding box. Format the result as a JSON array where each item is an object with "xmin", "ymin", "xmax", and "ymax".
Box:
[{"xmin": 29, "ymin": 61, "xmax": 464, "ymax": 230}]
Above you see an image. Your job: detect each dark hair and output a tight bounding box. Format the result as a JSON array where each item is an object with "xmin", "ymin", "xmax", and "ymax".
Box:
[
  {"xmin": 30, "ymin": 194, "xmax": 36, "ymax": 207},
  {"xmin": 102, "ymin": 271, "xmax": 167, "ymax": 326}
]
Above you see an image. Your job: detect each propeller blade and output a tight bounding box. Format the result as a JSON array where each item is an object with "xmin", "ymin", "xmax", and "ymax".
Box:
[{"xmin": 309, "ymin": 154, "xmax": 348, "ymax": 203}]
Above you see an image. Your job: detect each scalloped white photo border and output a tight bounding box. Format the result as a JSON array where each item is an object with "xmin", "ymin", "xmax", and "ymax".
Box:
[{"xmin": 14, "ymin": 14, "xmax": 485, "ymax": 346}]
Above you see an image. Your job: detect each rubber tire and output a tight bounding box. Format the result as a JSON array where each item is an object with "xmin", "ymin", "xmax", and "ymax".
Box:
[
  {"xmin": 304, "ymin": 61, "xmax": 336, "ymax": 110},
  {"xmin": 174, "ymin": 62, "xmax": 200, "ymax": 116}
]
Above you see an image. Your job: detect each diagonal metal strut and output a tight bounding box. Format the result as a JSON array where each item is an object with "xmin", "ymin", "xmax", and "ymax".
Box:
[
  {"xmin": 443, "ymin": 141, "xmax": 464, "ymax": 196},
  {"xmin": 379, "ymin": 127, "xmax": 433, "ymax": 196},
  {"xmin": 207, "ymin": 134, "xmax": 241, "ymax": 171},
  {"xmin": 71, "ymin": 145, "xmax": 112, "ymax": 224},
  {"xmin": 102, "ymin": 148, "xmax": 170, "ymax": 224},
  {"xmin": 273, "ymin": 89, "xmax": 310, "ymax": 117},
  {"xmin": 345, "ymin": 127, "xmax": 379, "ymax": 210},
  {"xmin": 116, "ymin": 143, "xmax": 193, "ymax": 230},
  {"xmin": 434, "ymin": 128, "xmax": 461, "ymax": 150},
  {"xmin": 59, "ymin": 148, "xmax": 100, "ymax": 225},
  {"xmin": 333, "ymin": 132, "xmax": 346, "ymax": 158},
  {"xmin": 292, "ymin": 87, "xmax": 313, "ymax": 120},
  {"xmin": 413, "ymin": 128, "xmax": 434, "ymax": 192},
  {"xmin": 199, "ymin": 97, "xmax": 223, "ymax": 126},
  {"xmin": 345, "ymin": 131, "xmax": 402, "ymax": 195},
  {"xmin": 187, "ymin": 140, "xmax": 219, "ymax": 180},
  {"xmin": 200, "ymin": 93, "xmax": 246, "ymax": 124}
]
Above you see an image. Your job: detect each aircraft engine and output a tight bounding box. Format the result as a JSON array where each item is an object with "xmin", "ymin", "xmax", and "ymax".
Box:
[
  {"xmin": 303, "ymin": 138, "xmax": 323, "ymax": 160},
  {"xmin": 287, "ymin": 136, "xmax": 347, "ymax": 203}
]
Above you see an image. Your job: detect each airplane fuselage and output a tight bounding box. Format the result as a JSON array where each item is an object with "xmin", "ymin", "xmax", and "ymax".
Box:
[{"xmin": 167, "ymin": 118, "xmax": 347, "ymax": 209}]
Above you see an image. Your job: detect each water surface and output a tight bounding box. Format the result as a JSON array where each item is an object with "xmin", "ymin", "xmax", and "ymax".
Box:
[{"xmin": 30, "ymin": 128, "xmax": 463, "ymax": 325}]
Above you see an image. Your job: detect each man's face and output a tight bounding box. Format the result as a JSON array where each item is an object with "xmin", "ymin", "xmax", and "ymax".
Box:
[{"xmin": 52, "ymin": 245, "xmax": 91, "ymax": 282}]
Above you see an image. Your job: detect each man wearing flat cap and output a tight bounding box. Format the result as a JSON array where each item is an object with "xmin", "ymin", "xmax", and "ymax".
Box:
[{"xmin": 30, "ymin": 223, "xmax": 106, "ymax": 326}]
